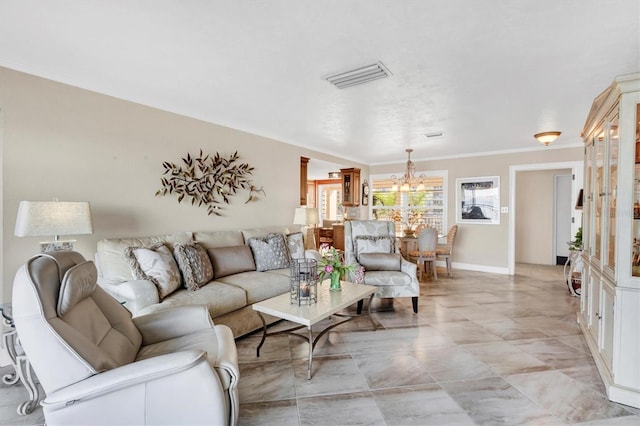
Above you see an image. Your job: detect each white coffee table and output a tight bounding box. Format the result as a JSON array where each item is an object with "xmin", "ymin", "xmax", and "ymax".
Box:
[{"xmin": 252, "ymin": 281, "xmax": 377, "ymax": 379}]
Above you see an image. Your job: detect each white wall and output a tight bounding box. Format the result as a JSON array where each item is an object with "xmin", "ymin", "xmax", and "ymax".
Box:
[{"xmin": 0, "ymin": 67, "xmax": 367, "ymax": 302}]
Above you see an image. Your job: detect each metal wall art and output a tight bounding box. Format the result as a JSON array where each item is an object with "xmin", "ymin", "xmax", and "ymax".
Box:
[{"xmin": 155, "ymin": 150, "xmax": 265, "ymax": 216}]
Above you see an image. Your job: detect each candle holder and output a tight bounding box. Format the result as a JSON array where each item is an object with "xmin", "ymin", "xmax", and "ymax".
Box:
[{"xmin": 290, "ymin": 259, "xmax": 318, "ymax": 305}]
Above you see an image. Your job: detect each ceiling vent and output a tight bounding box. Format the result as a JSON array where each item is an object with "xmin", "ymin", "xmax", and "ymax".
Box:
[
  {"xmin": 424, "ymin": 131, "xmax": 445, "ymax": 138},
  {"xmin": 326, "ymin": 62, "xmax": 392, "ymax": 89}
]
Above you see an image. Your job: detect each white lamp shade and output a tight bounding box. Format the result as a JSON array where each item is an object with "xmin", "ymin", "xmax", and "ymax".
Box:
[
  {"xmin": 293, "ymin": 207, "xmax": 320, "ymax": 226},
  {"xmin": 15, "ymin": 201, "xmax": 93, "ymax": 238}
]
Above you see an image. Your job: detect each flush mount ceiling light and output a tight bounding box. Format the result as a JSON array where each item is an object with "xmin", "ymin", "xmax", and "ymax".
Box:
[
  {"xmin": 326, "ymin": 62, "xmax": 392, "ymax": 89},
  {"xmin": 534, "ymin": 131, "xmax": 561, "ymax": 146}
]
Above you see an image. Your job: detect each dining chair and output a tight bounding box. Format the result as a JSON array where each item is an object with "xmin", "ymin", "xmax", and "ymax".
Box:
[
  {"xmin": 409, "ymin": 227, "xmax": 438, "ymax": 281},
  {"xmin": 436, "ymin": 225, "xmax": 458, "ymax": 277}
]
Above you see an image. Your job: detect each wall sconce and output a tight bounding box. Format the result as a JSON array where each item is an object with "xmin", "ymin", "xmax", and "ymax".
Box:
[
  {"xmin": 534, "ymin": 131, "xmax": 561, "ymax": 146},
  {"xmin": 293, "ymin": 207, "xmax": 320, "ymax": 250},
  {"xmin": 14, "ymin": 200, "xmax": 93, "ymax": 252}
]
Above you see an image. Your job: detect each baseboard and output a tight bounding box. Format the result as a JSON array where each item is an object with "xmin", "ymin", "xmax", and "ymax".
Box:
[{"xmin": 451, "ymin": 262, "xmax": 509, "ymax": 275}]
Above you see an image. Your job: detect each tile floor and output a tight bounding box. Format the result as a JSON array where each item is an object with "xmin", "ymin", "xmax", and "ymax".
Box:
[{"xmin": 1, "ymin": 264, "xmax": 639, "ymax": 425}]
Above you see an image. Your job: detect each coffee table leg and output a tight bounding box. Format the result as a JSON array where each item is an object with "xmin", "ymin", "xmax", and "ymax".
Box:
[
  {"xmin": 256, "ymin": 312, "xmax": 267, "ymax": 357},
  {"xmin": 367, "ymin": 294, "xmax": 377, "ymax": 330},
  {"xmin": 307, "ymin": 327, "xmax": 313, "ymax": 380}
]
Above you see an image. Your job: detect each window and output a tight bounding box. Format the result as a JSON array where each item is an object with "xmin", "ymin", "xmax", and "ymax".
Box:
[{"xmin": 370, "ymin": 173, "xmax": 447, "ymax": 236}]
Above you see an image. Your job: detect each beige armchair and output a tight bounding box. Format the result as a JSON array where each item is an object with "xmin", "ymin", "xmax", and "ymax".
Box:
[
  {"xmin": 12, "ymin": 251, "xmax": 239, "ymax": 426},
  {"xmin": 344, "ymin": 220, "xmax": 420, "ymax": 313}
]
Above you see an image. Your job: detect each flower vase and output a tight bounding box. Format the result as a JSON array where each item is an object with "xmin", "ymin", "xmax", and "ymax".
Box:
[
  {"xmin": 403, "ymin": 229, "xmax": 416, "ymax": 238},
  {"xmin": 329, "ymin": 271, "xmax": 342, "ymax": 291}
]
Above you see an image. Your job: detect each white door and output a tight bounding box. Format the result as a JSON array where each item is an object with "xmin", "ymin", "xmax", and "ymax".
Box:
[{"xmin": 555, "ymin": 174, "xmax": 572, "ymax": 262}]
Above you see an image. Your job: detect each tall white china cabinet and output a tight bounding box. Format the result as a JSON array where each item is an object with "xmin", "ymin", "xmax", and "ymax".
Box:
[{"xmin": 580, "ymin": 73, "xmax": 640, "ymax": 408}]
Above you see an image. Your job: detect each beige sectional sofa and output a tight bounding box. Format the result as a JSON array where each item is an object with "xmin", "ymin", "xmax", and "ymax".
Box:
[{"xmin": 96, "ymin": 226, "xmax": 311, "ymax": 338}]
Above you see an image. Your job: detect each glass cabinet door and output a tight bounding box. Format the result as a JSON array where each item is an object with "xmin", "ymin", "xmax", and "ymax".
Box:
[
  {"xmin": 594, "ymin": 134, "xmax": 605, "ymax": 263},
  {"xmin": 584, "ymin": 142, "xmax": 593, "ymax": 258},
  {"xmin": 605, "ymin": 116, "xmax": 618, "ymax": 274}
]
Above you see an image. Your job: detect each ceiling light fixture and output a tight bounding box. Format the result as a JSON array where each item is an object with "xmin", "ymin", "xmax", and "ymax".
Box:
[
  {"xmin": 534, "ymin": 131, "xmax": 561, "ymax": 146},
  {"xmin": 326, "ymin": 62, "xmax": 392, "ymax": 89},
  {"xmin": 391, "ymin": 149, "xmax": 426, "ymax": 192},
  {"xmin": 424, "ymin": 131, "xmax": 445, "ymax": 138}
]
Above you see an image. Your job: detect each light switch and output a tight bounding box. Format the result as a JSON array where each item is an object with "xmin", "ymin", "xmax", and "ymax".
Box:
[{"xmin": 501, "ymin": 207, "xmax": 509, "ymax": 213}]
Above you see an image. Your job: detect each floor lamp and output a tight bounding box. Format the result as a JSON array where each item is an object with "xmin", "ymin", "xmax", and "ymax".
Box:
[
  {"xmin": 14, "ymin": 200, "xmax": 94, "ymax": 252},
  {"xmin": 293, "ymin": 207, "xmax": 320, "ymax": 250}
]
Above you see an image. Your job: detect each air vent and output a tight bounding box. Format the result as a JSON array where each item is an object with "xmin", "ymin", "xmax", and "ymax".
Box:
[
  {"xmin": 326, "ymin": 62, "xmax": 392, "ymax": 89},
  {"xmin": 424, "ymin": 131, "xmax": 445, "ymax": 138}
]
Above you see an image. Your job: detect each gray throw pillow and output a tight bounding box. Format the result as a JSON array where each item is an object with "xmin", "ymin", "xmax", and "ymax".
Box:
[
  {"xmin": 247, "ymin": 233, "xmax": 290, "ymax": 271},
  {"xmin": 173, "ymin": 242, "xmax": 214, "ymax": 291},
  {"xmin": 358, "ymin": 253, "xmax": 401, "ymax": 271},
  {"xmin": 207, "ymin": 245, "xmax": 256, "ymax": 279},
  {"xmin": 286, "ymin": 232, "xmax": 305, "ymax": 260}
]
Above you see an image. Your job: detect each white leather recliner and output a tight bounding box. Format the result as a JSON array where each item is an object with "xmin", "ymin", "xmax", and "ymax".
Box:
[{"xmin": 12, "ymin": 251, "xmax": 239, "ymax": 426}]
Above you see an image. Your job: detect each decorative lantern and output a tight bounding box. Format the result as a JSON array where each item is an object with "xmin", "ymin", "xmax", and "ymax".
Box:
[{"xmin": 290, "ymin": 259, "xmax": 318, "ymax": 305}]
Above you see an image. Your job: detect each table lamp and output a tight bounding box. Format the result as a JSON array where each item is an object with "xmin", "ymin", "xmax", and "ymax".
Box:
[
  {"xmin": 15, "ymin": 200, "xmax": 94, "ymax": 252},
  {"xmin": 293, "ymin": 207, "xmax": 320, "ymax": 250}
]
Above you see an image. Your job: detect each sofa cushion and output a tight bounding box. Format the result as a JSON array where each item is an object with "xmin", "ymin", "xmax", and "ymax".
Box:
[
  {"xmin": 193, "ymin": 230, "xmax": 244, "ymax": 249},
  {"xmin": 216, "ymin": 271, "xmax": 290, "ymax": 304},
  {"xmin": 97, "ymin": 232, "xmax": 193, "ymax": 284},
  {"xmin": 241, "ymin": 226, "xmax": 289, "ymax": 242},
  {"xmin": 355, "ymin": 235, "xmax": 395, "ymax": 258},
  {"xmin": 207, "ymin": 245, "xmax": 256, "ymax": 279},
  {"xmin": 286, "ymin": 232, "xmax": 305, "ymax": 260},
  {"xmin": 364, "ymin": 270, "xmax": 413, "ymax": 287},
  {"xmin": 136, "ymin": 282, "xmax": 248, "ymax": 320},
  {"xmin": 173, "ymin": 242, "xmax": 214, "ymax": 291},
  {"xmin": 125, "ymin": 244, "xmax": 182, "ymax": 300},
  {"xmin": 247, "ymin": 233, "xmax": 290, "ymax": 272},
  {"xmin": 358, "ymin": 253, "xmax": 401, "ymax": 271}
]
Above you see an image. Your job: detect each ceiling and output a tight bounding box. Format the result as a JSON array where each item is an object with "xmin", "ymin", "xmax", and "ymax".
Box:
[{"xmin": 0, "ymin": 1, "xmax": 638, "ymax": 169}]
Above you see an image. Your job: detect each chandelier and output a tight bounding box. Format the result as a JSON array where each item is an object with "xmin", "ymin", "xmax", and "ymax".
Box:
[{"xmin": 391, "ymin": 149, "xmax": 426, "ymax": 192}]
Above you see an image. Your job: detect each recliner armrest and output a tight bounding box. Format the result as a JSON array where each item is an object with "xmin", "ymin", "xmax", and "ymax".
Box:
[
  {"xmin": 42, "ymin": 350, "xmax": 209, "ymax": 410},
  {"xmin": 133, "ymin": 305, "xmax": 214, "ymax": 345},
  {"xmin": 98, "ymin": 279, "xmax": 159, "ymax": 315},
  {"xmin": 213, "ymin": 324, "xmax": 240, "ymax": 426}
]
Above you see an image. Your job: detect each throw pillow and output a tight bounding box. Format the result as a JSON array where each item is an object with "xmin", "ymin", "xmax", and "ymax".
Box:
[
  {"xmin": 125, "ymin": 243, "xmax": 182, "ymax": 300},
  {"xmin": 207, "ymin": 245, "xmax": 256, "ymax": 279},
  {"xmin": 173, "ymin": 242, "xmax": 214, "ymax": 291},
  {"xmin": 355, "ymin": 235, "xmax": 395, "ymax": 257},
  {"xmin": 286, "ymin": 232, "xmax": 305, "ymax": 260},
  {"xmin": 247, "ymin": 233, "xmax": 290, "ymax": 272},
  {"xmin": 358, "ymin": 253, "xmax": 401, "ymax": 271}
]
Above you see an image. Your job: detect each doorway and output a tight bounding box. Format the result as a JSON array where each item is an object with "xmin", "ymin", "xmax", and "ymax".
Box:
[
  {"xmin": 555, "ymin": 174, "xmax": 572, "ymax": 265},
  {"xmin": 508, "ymin": 161, "xmax": 583, "ymax": 275}
]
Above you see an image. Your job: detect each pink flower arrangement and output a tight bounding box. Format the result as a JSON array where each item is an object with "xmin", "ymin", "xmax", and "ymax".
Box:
[{"xmin": 317, "ymin": 244, "xmax": 364, "ymax": 283}]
